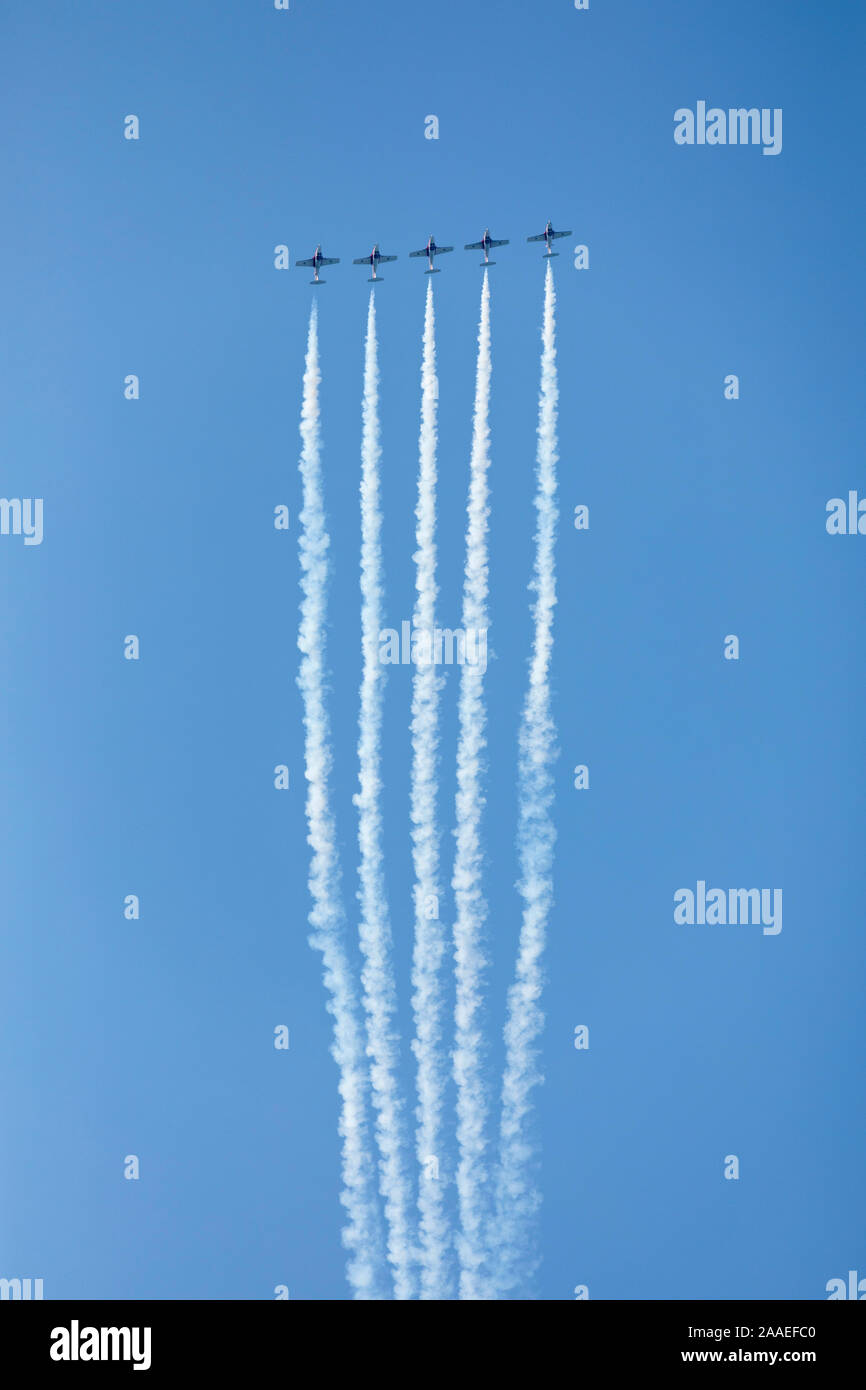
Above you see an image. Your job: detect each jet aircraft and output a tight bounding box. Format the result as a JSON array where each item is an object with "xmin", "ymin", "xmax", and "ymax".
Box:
[
  {"xmin": 526, "ymin": 219, "xmax": 572, "ymax": 257},
  {"xmin": 409, "ymin": 235, "xmax": 454, "ymax": 274},
  {"xmin": 296, "ymin": 245, "xmax": 339, "ymax": 284},
  {"xmin": 464, "ymin": 227, "xmax": 509, "ymax": 265},
  {"xmin": 352, "ymin": 244, "xmax": 398, "ymax": 282}
]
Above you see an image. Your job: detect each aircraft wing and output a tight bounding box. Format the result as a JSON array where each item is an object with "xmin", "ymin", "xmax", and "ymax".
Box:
[
  {"xmin": 353, "ymin": 256, "xmax": 372, "ymax": 264},
  {"xmin": 409, "ymin": 248, "xmax": 429, "ymax": 257},
  {"xmin": 490, "ymin": 238, "xmax": 509, "ymax": 248},
  {"xmin": 320, "ymin": 256, "xmax": 340, "ymax": 266},
  {"xmin": 434, "ymin": 245, "xmax": 454, "ymax": 255},
  {"xmin": 464, "ymin": 240, "xmax": 484, "ymax": 251},
  {"xmin": 526, "ymin": 232, "xmax": 547, "ymax": 242},
  {"xmin": 378, "ymin": 254, "xmax": 398, "ymax": 263},
  {"xmin": 551, "ymin": 229, "xmax": 571, "ymax": 240},
  {"xmin": 296, "ymin": 257, "xmax": 316, "ymax": 266}
]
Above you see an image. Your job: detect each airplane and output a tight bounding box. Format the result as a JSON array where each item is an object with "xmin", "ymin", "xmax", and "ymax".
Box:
[
  {"xmin": 409, "ymin": 235, "xmax": 454, "ymax": 274},
  {"xmin": 464, "ymin": 227, "xmax": 509, "ymax": 266},
  {"xmin": 296, "ymin": 245, "xmax": 339, "ymax": 284},
  {"xmin": 526, "ymin": 219, "xmax": 572, "ymax": 257},
  {"xmin": 352, "ymin": 244, "xmax": 398, "ymax": 282}
]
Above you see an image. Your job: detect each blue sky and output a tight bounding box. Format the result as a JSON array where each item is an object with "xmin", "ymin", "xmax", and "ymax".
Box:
[{"xmin": 1, "ymin": 0, "xmax": 864, "ymax": 1299}]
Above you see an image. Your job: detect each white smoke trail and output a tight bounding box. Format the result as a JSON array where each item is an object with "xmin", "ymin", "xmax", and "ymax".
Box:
[
  {"xmin": 452, "ymin": 271, "xmax": 495, "ymax": 1300},
  {"xmin": 493, "ymin": 264, "xmax": 559, "ymax": 1297},
  {"xmin": 354, "ymin": 293, "xmax": 417, "ymax": 1300},
  {"xmin": 296, "ymin": 301, "xmax": 388, "ymax": 1299},
  {"xmin": 409, "ymin": 282, "xmax": 453, "ymax": 1299}
]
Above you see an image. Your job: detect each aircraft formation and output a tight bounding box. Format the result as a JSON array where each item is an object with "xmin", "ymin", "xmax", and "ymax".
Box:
[{"xmin": 296, "ymin": 219, "xmax": 572, "ymax": 284}]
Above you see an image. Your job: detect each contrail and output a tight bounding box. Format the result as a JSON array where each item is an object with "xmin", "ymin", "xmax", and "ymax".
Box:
[
  {"xmin": 409, "ymin": 282, "xmax": 453, "ymax": 1299},
  {"xmin": 296, "ymin": 301, "xmax": 388, "ymax": 1299},
  {"xmin": 353, "ymin": 292, "xmax": 417, "ymax": 1300},
  {"xmin": 452, "ymin": 271, "xmax": 495, "ymax": 1300},
  {"xmin": 493, "ymin": 264, "xmax": 560, "ymax": 1297}
]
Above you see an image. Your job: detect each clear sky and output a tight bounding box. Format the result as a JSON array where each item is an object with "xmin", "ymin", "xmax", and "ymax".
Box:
[{"xmin": 1, "ymin": 0, "xmax": 864, "ymax": 1300}]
